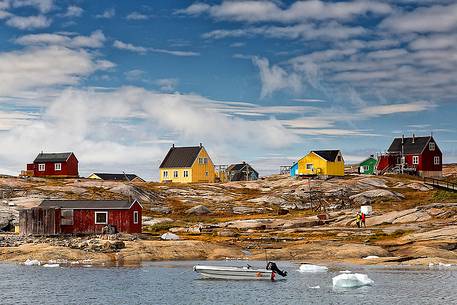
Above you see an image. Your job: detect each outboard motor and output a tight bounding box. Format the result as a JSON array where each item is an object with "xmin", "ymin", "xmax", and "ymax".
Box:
[{"xmin": 266, "ymin": 262, "xmax": 287, "ymax": 277}]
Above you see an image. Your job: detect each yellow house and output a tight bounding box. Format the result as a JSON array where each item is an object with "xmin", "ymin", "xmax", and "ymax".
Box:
[
  {"xmin": 298, "ymin": 150, "xmax": 344, "ymax": 177},
  {"xmin": 159, "ymin": 144, "xmax": 216, "ymax": 183}
]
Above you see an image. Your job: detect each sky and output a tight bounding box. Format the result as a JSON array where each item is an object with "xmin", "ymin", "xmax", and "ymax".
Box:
[{"xmin": 0, "ymin": 0, "xmax": 456, "ymax": 180}]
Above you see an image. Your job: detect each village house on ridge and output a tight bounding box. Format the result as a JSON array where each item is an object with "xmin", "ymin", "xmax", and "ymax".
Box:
[
  {"xmin": 88, "ymin": 173, "xmax": 145, "ymax": 182},
  {"xmin": 24, "ymin": 152, "xmax": 79, "ymax": 178},
  {"xmin": 159, "ymin": 143, "xmax": 216, "ymax": 183},
  {"xmin": 297, "ymin": 150, "xmax": 345, "ymax": 177},
  {"xmin": 377, "ymin": 134, "xmax": 442, "ymax": 178}
]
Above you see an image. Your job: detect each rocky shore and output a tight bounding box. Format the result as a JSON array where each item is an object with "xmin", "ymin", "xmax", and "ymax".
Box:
[{"xmin": 1, "ymin": 167, "xmax": 457, "ymax": 267}]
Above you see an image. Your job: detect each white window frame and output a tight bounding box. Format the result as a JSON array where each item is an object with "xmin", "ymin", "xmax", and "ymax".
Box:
[
  {"xmin": 363, "ymin": 165, "xmax": 369, "ymax": 171},
  {"xmin": 173, "ymin": 170, "xmax": 179, "ymax": 178},
  {"xmin": 95, "ymin": 211, "xmax": 108, "ymax": 225},
  {"xmin": 38, "ymin": 163, "xmax": 45, "ymax": 171},
  {"xmin": 412, "ymin": 156, "xmax": 419, "ymax": 165},
  {"xmin": 163, "ymin": 171, "xmax": 168, "ymax": 178},
  {"xmin": 133, "ymin": 211, "xmax": 139, "ymax": 224},
  {"xmin": 429, "ymin": 142, "xmax": 435, "ymax": 151},
  {"xmin": 54, "ymin": 163, "xmax": 62, "ymax": 171},
  {"xmin": 306, "ymin": 163, "xmax": 314, "ymax": 170},
  {"xmin": 198, "ymin": 157, "xmax": 204, "ymax": 164},
  {"xmin": 434, "ymin": 156, "xmax": 440, "ymax": 165},
  {"xmin": 183, "ymin": 170, "xmax": 189, "ymax": 177}
]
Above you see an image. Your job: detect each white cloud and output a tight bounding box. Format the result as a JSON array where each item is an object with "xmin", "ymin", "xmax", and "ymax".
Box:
[
  {"xmin": 62, "ymin": 5, "xmax": 83, "ymax": 17},
  {"xmin": 409, "ymin": 34, "xmax": 457, "ymax": 50},
  {"xmin": 113, "ymin": 40, "xmax": 147, "ymax": 53},
  {"xmin": 96, "ymin": 8, "xmax": 115, "ymax": 19},
  {"xmin": 126, "ymin": 11, "xmax": 148, "ymax": 20},
  {"xmin": 203, "ymin": 22, "xmax": 366, "ymax": 41},
  {"xmin": 16, "ymin": 30, "xmax": 106, "ymax": 48},
  {"xmin": 0, "ymin": 46, "xmax": 114, "ymax": 95},
  {"xmin": 380, "ymin": 3, "xmax": 457, "ymax": 33},
  {"xmin": 359, "ymin": 100, "xmax": 436, "ymax": 116},
  {"xmin": 125, "ymin": 69, "xmax": 145, "ymax": 81},
  {"xmin": 155, "ymin": 78, "xmax": 178, "ymax": 91},
  {"xmin": 113, "ymin": 40, "xmax": 200, "ymax": 56},
  {"xmin": 180, "ymin": 0, "xmax": 391, "ymax": 23},
  {"xmin": 6, "ymin": 14, "xmax": 51, "ymax": 29},
  {"xmin": 252, "ymin": 56, "xmax": 302, "ymax": 98},
  {"xmin": 11, "ymin": 0, "xmax": 53, "ymax": 13}
]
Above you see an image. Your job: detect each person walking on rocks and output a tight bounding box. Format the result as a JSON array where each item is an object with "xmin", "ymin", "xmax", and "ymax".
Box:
[
  {"xmin": 361, "ymin": 212, "xmax": 366, "ymax": 228},
  {"xmin": 355, "ymin": 212, "xmax": 361, "ymax": 228}
]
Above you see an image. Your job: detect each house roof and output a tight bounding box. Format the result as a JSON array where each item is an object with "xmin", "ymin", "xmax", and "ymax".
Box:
[
  {"xmin": 34, "ymin": 152, "xmax": 74, "ymax": 163},
  {"xmin": 40, "ymin": 200, "xmax": 138, "ymax": 209},
  {"xmin": 227, "ymin": 162, "xmax": 258, "ymax": 175},
  {"xmin": 90, "ymin": 173, "xmax": 143, "ymax": 181},
  {"xmin": 159, "ymin": 146, "xmax": 202, "ymax": 168},
  {"xmin": 388, "ymin": 136, "xmax": 432, "ymax": 154},
  {"xmin": 360, "ymin": 156, "xmax": 377, "ymax": 165},
  {"xmin": 312, "ymin": 150, "xmax": 341, "ymax": 162}
]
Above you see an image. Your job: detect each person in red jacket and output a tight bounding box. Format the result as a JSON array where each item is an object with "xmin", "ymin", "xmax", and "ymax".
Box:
[{"xmin": 361, "ymin": 212, "xmax": 366, "ymax": 228}]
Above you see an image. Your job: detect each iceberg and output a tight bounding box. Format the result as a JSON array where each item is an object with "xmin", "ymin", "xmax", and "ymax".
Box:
[
  {"xmin": 23, "ymin": 259, "xmax": 40, "ymax": 266},
  {"xmin": 298, "ymin": 264, "xmax": 328, "ymax": 273},
  {"xmin": 309, "ymin": 285, "xmax": 320, "ymax": 289},
  {"xmin": 332, "ymin": 273, "xmax": 374, "ymax": 289},
  {"xmin": 160, "ymin": 232, "xmax": 180, "ymax": 240},
  {"xmin": 362, "ymin": 256, "xmax": 380, "ymax": 260},
  {"xmin": 42, "ymin": 263, "xmax": 59, "ymax": 268}
]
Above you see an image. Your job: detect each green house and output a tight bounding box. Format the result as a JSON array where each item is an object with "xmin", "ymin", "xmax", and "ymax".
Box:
[{"xmin": 359, "ymin": 156, "xmax": 377, "ymax": 175}]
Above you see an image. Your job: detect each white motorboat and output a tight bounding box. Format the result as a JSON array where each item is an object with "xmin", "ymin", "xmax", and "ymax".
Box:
[{"xmin": 193, "ymin": 262, "xmax": 287, "ymax": 281}]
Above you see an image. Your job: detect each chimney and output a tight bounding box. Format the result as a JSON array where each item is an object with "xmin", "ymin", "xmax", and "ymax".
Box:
[
  {"xmin": 412, "ymin": 133, "xmax": 415, "ymax": 144},
  {"xmin": 172, "ymin": 144, "xmax": 175, "ymax": 148},
  {"xmin": 199, "ymin": 142, "xmax": 202, "ymax": 147},
  {"xmin": 401, "ymin": 134, "xmax": 404, "ymax": 144}
]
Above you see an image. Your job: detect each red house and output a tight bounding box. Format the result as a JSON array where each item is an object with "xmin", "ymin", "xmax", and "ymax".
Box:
[
  {"xmin": 26, "ymin": 152, "xmax": 79, "ymax": 178},
  {"xmin": 377, "ymin": 135, "xmax": 442, "ymax": 178},
  {"xmin": 20, "ymin": 200, "xmax": 142, "ymax": 235}
]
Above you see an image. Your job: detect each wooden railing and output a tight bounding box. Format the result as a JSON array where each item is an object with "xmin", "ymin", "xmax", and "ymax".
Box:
[{"xmin": 424, "ymin": 177, "xmax": 457, "ymax": 192}]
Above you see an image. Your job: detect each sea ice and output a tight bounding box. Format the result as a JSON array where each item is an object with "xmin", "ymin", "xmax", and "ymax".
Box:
[
  {"xmin": 23, "ymin": 259, "xmax": 40, "ymax": 266},
  {"xmin": 309, "ymin": 286, "xmax": 320, "ymax": 289},
  {"xmin": 339, "ymin": 270, "xmax": 352, "ymax": 274},
  {"xmin": 332, "ymin": 273, "xmax": 374, "ymax": 289},
  {"xmin": 363, "ymin": 256, "xmax": 380, "ymax": 260},
  {"xmin": 160, "ymin": 232, "xmax": 180, "ymax": 240},
  {"xmin": 42, "ymin": 264, "xmax": 59, "ymax": 268},
  {"xmin": 298, "ymin": 264, "xmax": 328, "ymax": 273}
]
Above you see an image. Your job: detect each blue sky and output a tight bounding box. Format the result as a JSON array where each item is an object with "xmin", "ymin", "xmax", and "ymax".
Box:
[{"xmin": 0, "ymin": 0, "xmax": 456, "ymax": 180}]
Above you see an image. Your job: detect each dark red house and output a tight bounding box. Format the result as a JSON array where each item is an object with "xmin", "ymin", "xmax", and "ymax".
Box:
[
  {"xmin": 377, "ymin": 135, "xmax": 442, "ymax": 178},
  {"xmin": 19, "ymin": 200, "xmax": 142, "ymax": 235},
  {"xmin": 26, "ymin": 152, "xmax": 79, "ymax": 178}
]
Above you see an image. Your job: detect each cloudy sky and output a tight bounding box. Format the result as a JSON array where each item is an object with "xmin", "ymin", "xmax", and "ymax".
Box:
[{"xmin": 0, "ymin": 0, "xmax": 456, "ymax": 180}]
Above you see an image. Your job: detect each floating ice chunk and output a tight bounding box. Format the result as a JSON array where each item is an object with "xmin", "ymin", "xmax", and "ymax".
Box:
[
  {"xmin": 160, "ymin": 232, "xmax": 180, "ymax": 240},
  {"xmin": 42, "ymin": 263, "xmax": 59, "ymax": 268},
  {"xmin": 309, "ymin": 285, "xmax": 320, "ymax": 289},
  {"xmin": 339, "ymin": 270, "xmax": 352, "ymax": 274},
  {"xmin": 23, "ymin": 259, "xmax": 40, "ymax": 266},
  {"xmin": 429, "ymin": 262, "xmax": 452, "ymax": 268},
  {"xmin": 298, "ymin": 264, "xmax": 328, "ymax": 273},
  {"xmin": 438, "ymin": 262, "xmax": 452, "ymax": 267},
  {"xmin": 332, "ymin": 273, "xmax": 374, "ymax": 289},
  {"xmin": 363, "ymin": 256, "xmax": 380, "ymax": 260}
]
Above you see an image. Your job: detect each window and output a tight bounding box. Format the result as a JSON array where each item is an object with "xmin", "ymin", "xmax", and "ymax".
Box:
[
  {"xmin": 205, "ymin": 171, "xmax": 208, "ymax": 176},
  {"xmin": 412, "ymin": 156, "xmax": 419, "ymax": 165},
  {"xmin": 133, "ymin": 211, "xmax": 139, "ymax": 224},
  {"xmin": 54, "ymin": 163, "xmax": 61, "ymax": 171},
  {"xmin": 163, "ymin": 171, "xmax": 168, "ymax": 178},
  {"xmin": 337, "ymin": 156, "xmax": 342, "ymax": 162},
  {"xmin": 434, "ymin": 156, "xmax": 440, "ymax": 165},
  {"xmin": 363, "ymin": 166, "xmax": 369, "ymax": 171},
  {"xmin": 95, "ymin": 211, "xmax": 108, "ymax": 224},
  {"xmin": 173, "ymin": 170, "xmax": 179, "ymax": 178},
  {"xmin": 429, "ymin": 142, "xmax": 435, "ymax": 151},
  {"xmin": 60, "ymin": 209, "xmax": 73, "ymax": 225},
  {"xmin": 204, "ymin": 158, "xmax": 208, "ymax": 164},
  {"xmin": 306, "ymin": 163, "xmax": 313, "ymax": 170},
  {"xmin": 184, "ymin": 170, "xmax": 189, "ymax": 177},
  {"xmin": 198, "ymin": 157, "xmax": 204, "ymax": 164},
  {"xmin": 38, "ymin": 163, "xmax": 45, "ymax": 171}
]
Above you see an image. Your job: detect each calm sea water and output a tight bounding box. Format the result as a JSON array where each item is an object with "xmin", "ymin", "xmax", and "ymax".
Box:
[{"xmin": 0, "ymin": 260, "xmax": 456, "ymax": 305}]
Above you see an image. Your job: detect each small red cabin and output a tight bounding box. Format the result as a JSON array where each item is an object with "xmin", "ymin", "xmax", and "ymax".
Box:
[
  {"xmin": 20, "ymin": 200, "xmax": 142, "ymax": 235},
  {"xmin": 377, "ymin": 135, "xmax": 442, "ymax": 178},
  {"xmin": 26, "ymin": 152, "xmax": 79, "ymax": 178}
]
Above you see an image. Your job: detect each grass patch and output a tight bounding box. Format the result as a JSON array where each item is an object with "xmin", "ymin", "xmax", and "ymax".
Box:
[{"xmin": 433, "ymin": 189, "xmax": 457, "ymax": 202}]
